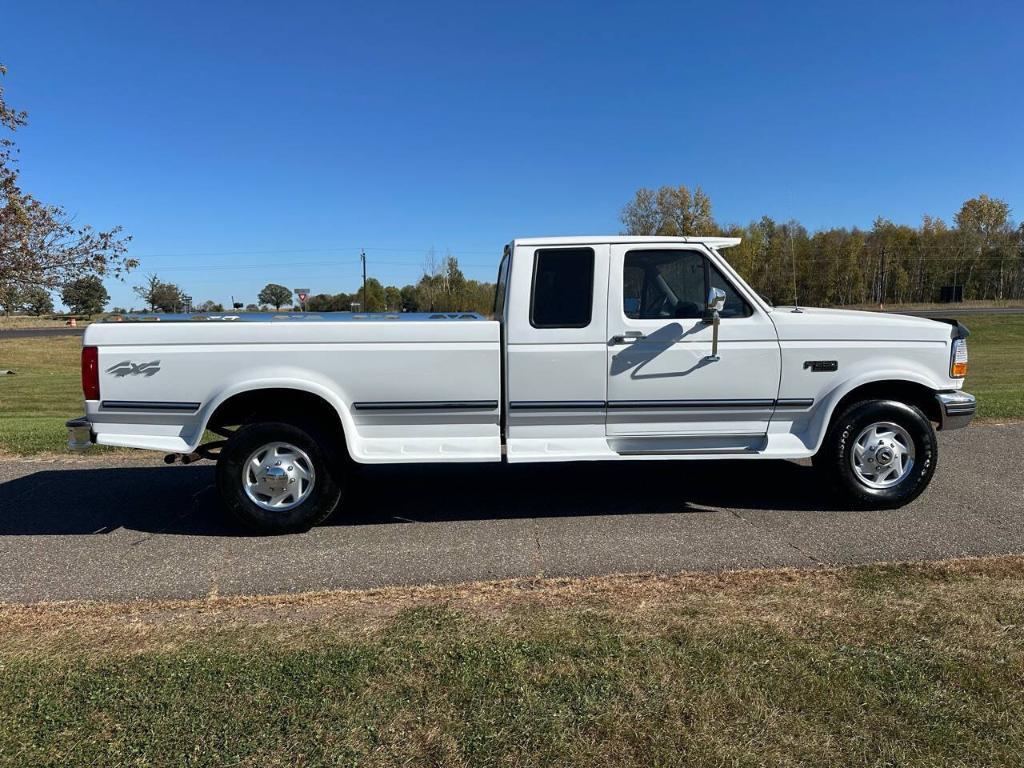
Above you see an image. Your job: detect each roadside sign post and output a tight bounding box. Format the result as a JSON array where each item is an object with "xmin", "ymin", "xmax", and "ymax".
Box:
[{"xmin": 293, "ymin": 288, "xmax": 310, "ymax": 312}]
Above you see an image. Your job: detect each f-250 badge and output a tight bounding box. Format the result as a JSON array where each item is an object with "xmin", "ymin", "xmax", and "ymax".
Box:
[{"xmin": 106, "ymin": 360, "xmax": 161, "ymax": 377}]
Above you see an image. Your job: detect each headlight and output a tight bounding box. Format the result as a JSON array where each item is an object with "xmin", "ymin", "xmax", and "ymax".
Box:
[{"xmin": 950, "ymin": 338, "xmax": 968, "ymax": 378}]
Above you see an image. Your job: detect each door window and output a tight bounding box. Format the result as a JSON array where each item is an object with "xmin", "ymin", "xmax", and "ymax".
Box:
[{"xmin": 623, "ymin": 250, "xmax": 751, "ymax": 319}]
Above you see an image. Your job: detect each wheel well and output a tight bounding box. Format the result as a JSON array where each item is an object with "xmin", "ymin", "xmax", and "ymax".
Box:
[
  {"xmin": 830, "ymin": 380, "xmax": 941, "ymax": 426},
  {"xmin": 206, "ymin": 388, "xmax": 348, "ymax": 456}
]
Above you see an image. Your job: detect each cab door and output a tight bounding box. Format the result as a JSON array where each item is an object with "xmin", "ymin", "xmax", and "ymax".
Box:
[{"xmin": 605, "ymin": 244, "xmax": 780, "ymax": 452}]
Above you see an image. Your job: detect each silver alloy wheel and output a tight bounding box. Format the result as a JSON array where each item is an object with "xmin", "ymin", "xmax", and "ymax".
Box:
[
  {"xmin": 242, "ymin": 441, "xmax": 316, "ymax": 512},
  {"xmin": 850, "ymin": 421, "xmax": 915, "ymax": 489}
]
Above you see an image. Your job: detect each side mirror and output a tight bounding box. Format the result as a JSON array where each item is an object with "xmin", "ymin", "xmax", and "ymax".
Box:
[{"xmin": 706, "ymin": 287, "xmax": 727, "ymax": 314}]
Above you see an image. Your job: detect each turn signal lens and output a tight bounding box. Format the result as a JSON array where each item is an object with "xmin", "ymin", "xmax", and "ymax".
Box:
[
  {"xmin": 82, "ymin": 346, "xmax": 100, "ymax": 400},
  {"xmin": 950, "ymin": 338, "xmax": 968, "ymax": 378}
]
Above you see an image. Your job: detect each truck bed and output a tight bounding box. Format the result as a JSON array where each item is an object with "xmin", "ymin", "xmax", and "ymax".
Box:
[{"xmin": 83, "ymin": 314, "xmax": 502, "ymax": 461}]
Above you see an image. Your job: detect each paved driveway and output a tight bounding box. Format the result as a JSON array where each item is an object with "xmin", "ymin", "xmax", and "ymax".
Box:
[{"xmin": 1, "ymin": 423, "xmax": 1021, "ymax": 602}]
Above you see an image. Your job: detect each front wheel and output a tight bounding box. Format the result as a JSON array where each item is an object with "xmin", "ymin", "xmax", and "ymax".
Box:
[
  {"xmin": 216, "ymin": 421, "xmax": 343, "ymax": 533},
  {"xmin": 815, "ymin": 400, "xmax": 937, "ymax": 508}
]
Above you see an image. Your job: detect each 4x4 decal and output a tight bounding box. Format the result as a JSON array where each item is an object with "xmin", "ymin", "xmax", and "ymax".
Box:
[{"xmin": 106, "ymin": 360, "xmax": 161, "ymax": 377}]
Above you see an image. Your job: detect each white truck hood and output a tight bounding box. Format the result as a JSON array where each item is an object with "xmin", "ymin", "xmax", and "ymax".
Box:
[{"xmin": 768, "ymin": 306, "xmax": 957, "ymax": 342}]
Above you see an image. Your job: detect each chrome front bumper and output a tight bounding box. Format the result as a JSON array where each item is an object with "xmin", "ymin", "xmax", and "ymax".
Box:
[
  {"xmin": 935, "ymin": 391, "xmax": 976, "ymax": 430},
  {"xmin": 66, "ymin": 417, "xmax": 94, "ymax": 452}
]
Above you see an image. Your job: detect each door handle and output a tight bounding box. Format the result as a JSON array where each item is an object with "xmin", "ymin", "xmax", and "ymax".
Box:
[{"xmin": 611, "ymin": 331, "xmax": 645, "ymax": 344}]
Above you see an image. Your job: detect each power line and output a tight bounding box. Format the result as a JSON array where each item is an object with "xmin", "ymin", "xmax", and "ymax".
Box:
[
  {"xmin": 133, "ymin": 245, "xmax": 499, "ymax": 259},
  {"xmin": 148, "ymin": 258, "xmax": 497, "ymax": 272}
]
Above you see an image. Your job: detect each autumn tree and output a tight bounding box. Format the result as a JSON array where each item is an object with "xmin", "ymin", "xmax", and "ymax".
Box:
[
  {"xmin": 620, "ymin": 186, "xmax": 1022, "ymax": 307},
  {"xmin": 954, "ymin": 194, "xmax": 1015, "ymax": 299},
  {"xmin": 257, "ymin": 283, "xmax": 292, "ymax": 310},
  {"xmin": 60, "ymin": 275, "xmax": 109, "ymax": 315},
  {"xmin": 0, "ymin": 63, "xmax": 134, "ymax": 297},
  {"xmin": 621, "ymin": 185, "xmax": 716, "ymax": 236}
]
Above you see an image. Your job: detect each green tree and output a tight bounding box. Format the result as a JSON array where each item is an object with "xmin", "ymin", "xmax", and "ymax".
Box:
[
  {"xmin": 355, "ymin": 277, "xmax": 386, "ymax": 312},
  {"xmin": 133, "ymin": 274, "xmax": 184, "ymax": 312},
  {"xmin": 399, "ymin": 284, "xmax": 419, "ymax": 312},
  {"xmin": 305, "ymin": 293, "xmax": 334, "ymax": 312},
  {"xmin": 0, "ymin": 282, "xmax": 20, "ymax": 314},
  {"xmin": 257, "ymin": 283, "xmax": 292, "ymax": 310},
  {"xmin": 384, "ymin": 285, "xmax": 402, "ymax": 311},
  {"xmin": 21, "ymin": 285, "xmax": 52, "ymax": 315},
  {"xmin": 1, "ymin": 63, "xmax": 134, "ymax": 296},
  {"xmin": 60, "ymin": 275, "xmax": 109, "ymax": 315}
]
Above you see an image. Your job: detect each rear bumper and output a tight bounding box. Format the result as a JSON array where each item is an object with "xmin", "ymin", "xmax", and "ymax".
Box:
[
  {"xmin": 935, "ymin": 391, "xmax": 976, "ymax": 430},
  {"xmin": 66, "ymin": 417, "xmax": 94, "ymax": 452}
]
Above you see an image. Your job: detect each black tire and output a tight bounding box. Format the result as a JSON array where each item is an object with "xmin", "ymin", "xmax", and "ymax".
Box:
[
  {"xmin": 814, "ymin": 399, "xmax": 937, "ymax": 508},
  {"xmin": 216, "ymin": 421, "xmax": 343, "ymax": 534}
]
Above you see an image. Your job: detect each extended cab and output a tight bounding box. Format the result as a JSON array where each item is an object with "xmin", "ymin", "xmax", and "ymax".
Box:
[{"xmin": 68, "ymin": 236, "xmax": 975, "ymax": 532}]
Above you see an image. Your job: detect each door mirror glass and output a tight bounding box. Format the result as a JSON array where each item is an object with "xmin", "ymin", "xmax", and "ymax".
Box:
[{"xmin": 707, "ymin": 287, "xmax": 727, "ymax": 313}]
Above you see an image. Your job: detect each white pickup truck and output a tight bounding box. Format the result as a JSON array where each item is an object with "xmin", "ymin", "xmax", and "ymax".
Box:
[{"xmin": 68, "ymin": 236, "xmax": 975, "ymax": 532}]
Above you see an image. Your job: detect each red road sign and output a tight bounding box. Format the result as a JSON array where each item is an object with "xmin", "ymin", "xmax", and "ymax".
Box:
[{"xmin": 297, "ymin": 292, "xmax": 307, "ymax": 302}]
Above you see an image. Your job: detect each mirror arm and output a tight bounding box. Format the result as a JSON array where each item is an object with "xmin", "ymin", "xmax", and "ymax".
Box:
[{"xmin": 706, "ymin": 311, "xmax": 721, "ymax": 361}]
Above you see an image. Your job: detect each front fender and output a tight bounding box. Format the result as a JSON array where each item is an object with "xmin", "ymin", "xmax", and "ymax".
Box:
[{"xmin": 804, "ymin": 368, "xmax": 946, "ymax": 454}]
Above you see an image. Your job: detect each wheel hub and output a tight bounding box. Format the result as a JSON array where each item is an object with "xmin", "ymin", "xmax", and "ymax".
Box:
[
  {"xmin": 850, "ymin": 421, "xmax": 915, "ymax": 490},
  {"xmin": 242, "ymin": 442, "xmax": 316, "ymax": 512}
]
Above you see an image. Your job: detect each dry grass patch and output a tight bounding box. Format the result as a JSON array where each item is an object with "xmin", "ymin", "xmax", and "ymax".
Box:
[{"xmin": 2, "ymin": 557, "xmax": 1023, "ymax": 766}]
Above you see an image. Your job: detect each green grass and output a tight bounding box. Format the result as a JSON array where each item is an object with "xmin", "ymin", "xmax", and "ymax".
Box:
[
  {"xmin": 956, "ymin": 314, "xmax": 1024, "ymax": 420},
  {"xmin": 1, "ymin": 557, "xmax": 1023, "ymax": 767},
  {"xmin": 1, "ymin": 314, "xmax": 1021, "ymax": 454},
  {"xmin": 0, "ymin": 336, "xmax": 87, "ymax": 454}
]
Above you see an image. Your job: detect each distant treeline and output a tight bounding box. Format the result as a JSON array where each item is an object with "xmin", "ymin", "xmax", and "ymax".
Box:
[
  {"xmin": 622, "ymin": 186, "xmax": 1024, "ymax": 306},
  {"xmin": 305, "ymin": 252, "xmax": 496, "ymax": 315}
]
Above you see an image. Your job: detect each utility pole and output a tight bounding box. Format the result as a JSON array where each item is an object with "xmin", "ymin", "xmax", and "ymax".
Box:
[{"xmin": 361, "ymin": 249, "xmax": 367, "ymax": 310}]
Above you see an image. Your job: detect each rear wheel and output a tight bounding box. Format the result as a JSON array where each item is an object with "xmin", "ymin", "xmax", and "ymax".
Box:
[
  {"xmin": 216, "ymin": 421, "xmax": 343, "ymax": 533},
  {"xmin": 815, "ymin": 399, "xmax": 937, "ymax": 508}
]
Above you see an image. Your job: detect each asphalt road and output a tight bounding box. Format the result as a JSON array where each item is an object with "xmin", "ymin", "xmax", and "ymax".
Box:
[
  {"xmin": 1, "ymin": 423, "xmax": 1021, "ymax": 603},
  {"xmin": 0, "ymin": 327, "xmax": 85, "ymax": 339}
]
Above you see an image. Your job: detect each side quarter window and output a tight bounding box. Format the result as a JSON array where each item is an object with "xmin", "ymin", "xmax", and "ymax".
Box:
[{"xmin": 530, "ymin": 248, "xmax": 595, "ymax": 329}]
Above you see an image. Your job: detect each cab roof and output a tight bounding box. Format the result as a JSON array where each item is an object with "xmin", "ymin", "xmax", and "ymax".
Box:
[{"xmin": 511, "ymin": 235, "xmax": 742, "ymax": 250}]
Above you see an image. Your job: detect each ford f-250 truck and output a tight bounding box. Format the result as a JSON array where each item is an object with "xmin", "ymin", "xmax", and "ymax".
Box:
[{"xmin": 67, "ymin": 236, "xmax": 975, "ymax": 533}]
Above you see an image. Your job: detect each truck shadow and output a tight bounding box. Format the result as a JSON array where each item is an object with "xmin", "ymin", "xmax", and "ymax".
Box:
[{"xmin": 0, "ymin": 459, "xmax": 858, "ymax": 536}]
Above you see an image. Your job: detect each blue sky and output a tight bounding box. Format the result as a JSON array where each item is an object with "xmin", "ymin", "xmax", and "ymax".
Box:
[{"xmin": 3, "ymin": 0, "xmax": 1022, "ymax": 309}]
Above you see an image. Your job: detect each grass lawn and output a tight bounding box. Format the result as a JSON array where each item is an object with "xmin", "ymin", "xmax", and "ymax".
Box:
[
  {"xmin": 1, "ymin": 557, "xmax": 1022, "ymax": 767},
  {"xmin": 844, "ymin": 299, "xmax": 1024, "ymax": 311},
  {"xmin": 0, "ymin": 336, "xmax": 86, "ymax": 454},
  {"xmin": 1, "ymin": 313, "xmax": 1021, "ymax": 454}
]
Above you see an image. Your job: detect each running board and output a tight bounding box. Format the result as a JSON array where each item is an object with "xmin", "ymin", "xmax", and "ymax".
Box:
[{"xmin": 609, "ymin": 433, "xmax": 767, "ymax": 456}]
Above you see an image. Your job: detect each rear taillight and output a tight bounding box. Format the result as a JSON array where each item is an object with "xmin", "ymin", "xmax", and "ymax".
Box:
[
  {"xmin": 950, "ymin": 338, "xmax": 968, "ymax": 378},
  {"xmin": 82, "ymin": 346, "xmax": 100, "ymax": 400}
]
